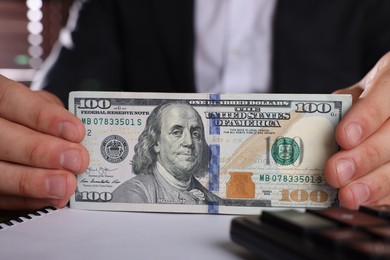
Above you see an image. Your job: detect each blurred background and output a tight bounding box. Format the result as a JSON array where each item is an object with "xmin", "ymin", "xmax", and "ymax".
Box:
[{"xmin": 0, "ymin": 0, "xmax": 73, "ymax": 86}]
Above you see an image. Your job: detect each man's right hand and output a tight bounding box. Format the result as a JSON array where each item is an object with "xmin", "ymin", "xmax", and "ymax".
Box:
[{"xmin": 0, "ymin": 75, "xmax": 89, "ymax": 210}]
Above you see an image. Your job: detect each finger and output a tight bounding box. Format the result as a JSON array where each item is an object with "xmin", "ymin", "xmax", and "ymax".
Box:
[
  {"xmin": 0, "ymin": 75, "xmax": 85, "ymax": 142},
  {"xmin": 366, "ymin": 193, "xmax": 390, "ymax": 207},
  {"xmin": 337, "ymin": 162, "xmax": 390, "ymax": 209},
  {"xmin": 0, "ymin": 118, "xmax": 89, "ymax": 172},
  {"xmin": 325, "ymin": 118, "xmax": 390, "ymax": 188},
  {"xmin": 0, "ymin": 195, "xmax": 69, "ymax": 211},
  {"xmin": 335, "ymin": 53, "xmax": 390, "ymax": 149},
  {"xmin": 35, "ymin": 90, "xmax": 64, "ymax": 106},
  {"xmin": 0, "ymin": 161, "xmax": 77, "ymax": 200},
  {"xmin": 332, "ymin": 84, "xmax": 363, "ymax": 103}
]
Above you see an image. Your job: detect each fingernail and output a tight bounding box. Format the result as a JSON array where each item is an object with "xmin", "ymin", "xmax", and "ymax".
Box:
[
  {"xmin": 349, "ymin": 183, "xmax": 370, "ymax": 206},
  {"xmin": 60, "ymin": 149, "xmax": 82, "ymax": 171},
  {"xmin": 345, "ymin": 123, "xmax": 363, "ymax": 147},
  {"xmin": 336, "ymin": 159, "xmax": 355, "ymax": 186},
  {"xmin": 58, "ymin": 121, "xmax": 78, "ymax": 141},
  {"xmin": 46, "ymin": 175, "xmax": 67, "ymax": 198}
]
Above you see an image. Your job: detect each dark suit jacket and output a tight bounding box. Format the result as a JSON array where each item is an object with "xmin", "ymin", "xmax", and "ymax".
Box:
[{"xmin": 35, "ymin": 0, "xmax": 390, "ymax": 105}]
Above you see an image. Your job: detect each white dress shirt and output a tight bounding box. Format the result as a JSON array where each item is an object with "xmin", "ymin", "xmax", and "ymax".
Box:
[{"xmin": 195, "ymin": 0, "xmax": 277, "ymax": 93}]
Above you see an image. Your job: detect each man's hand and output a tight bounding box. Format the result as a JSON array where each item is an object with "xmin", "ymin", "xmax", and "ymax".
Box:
[
  {"xmin": 0, "ymin": 75, "xmax": 89, "ymax": 210},
  {"xmin": 325, "ymin": 51, "xmax": 390, "ymax": 209}
]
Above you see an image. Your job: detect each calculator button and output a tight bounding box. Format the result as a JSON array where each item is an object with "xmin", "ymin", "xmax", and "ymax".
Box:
[
  {"xmin": 345, "ymin": 240, "xmax": 390, "ymax": 258},
  {"xmin": 307, "ymin": 207, "xmax": 388, "ymax": 227},
  {"xmin": 312, "ymin": 228, "xmax": 371, "ymax": 248},
  {"xmin": 364, "ymin": 226, "xmax": 390, "ymax": 240},
  {"xmin": 360, "ymin": 205, "xmax": 390, "ymax": 219},
  {"xmin": 260, "ymin": 210, "xmax": 338, "ymax": 236}
]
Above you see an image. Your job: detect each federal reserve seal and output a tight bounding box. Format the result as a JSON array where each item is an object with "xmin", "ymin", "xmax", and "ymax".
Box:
[
  {"xmin": 271, "ymin": 137, "xmax": 300, "ymax": 166},
  {"xmin": 100, "ymin": 135, "xmax": 129, "ymax": 163}
]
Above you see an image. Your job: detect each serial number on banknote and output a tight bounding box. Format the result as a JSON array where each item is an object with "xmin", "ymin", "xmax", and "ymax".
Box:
[{"xmin": 259, "ymin": 174, "xmax": 325, "ymax": 184}]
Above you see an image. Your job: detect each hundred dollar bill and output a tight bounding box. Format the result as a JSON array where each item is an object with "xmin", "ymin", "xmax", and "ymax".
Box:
[{"xmin": 69, "ymin": 92, "xmax": 351, "ymax": 215}]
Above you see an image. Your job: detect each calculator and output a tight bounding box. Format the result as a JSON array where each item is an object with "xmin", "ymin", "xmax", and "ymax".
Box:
[{"xmin": 230, "ymin": 205, "xmax": 390, "ymax": 259}]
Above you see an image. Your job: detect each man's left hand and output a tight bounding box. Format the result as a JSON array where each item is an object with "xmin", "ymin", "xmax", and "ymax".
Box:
[{"xmin": 325, "ymin": 51, "xmax": 390, "ymax": 209}]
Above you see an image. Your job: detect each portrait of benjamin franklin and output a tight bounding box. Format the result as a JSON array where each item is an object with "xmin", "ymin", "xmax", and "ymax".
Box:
[{"xmin": 111, "ymin": 102, "xmax": 221, "ymax": 205}]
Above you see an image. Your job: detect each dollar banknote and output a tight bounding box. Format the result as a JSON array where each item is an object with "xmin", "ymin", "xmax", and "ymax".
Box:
[{"xmin": 69, "ymin": 92, "xmax": 351, "ymax": 214}]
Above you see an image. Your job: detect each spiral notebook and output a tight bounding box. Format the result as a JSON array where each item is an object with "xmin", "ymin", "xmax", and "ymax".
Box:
[{"xmin": 0, "ymin": 206, "xmax": 252, "ymax": 260}]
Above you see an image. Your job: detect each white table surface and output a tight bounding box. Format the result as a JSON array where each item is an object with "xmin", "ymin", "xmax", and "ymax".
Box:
[{"xmin": 0, "ymin": 207, "xmax": 258, "ymax": 260}]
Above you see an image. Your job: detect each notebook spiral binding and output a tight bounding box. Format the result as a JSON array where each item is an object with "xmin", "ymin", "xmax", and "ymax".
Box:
[{"xmin": 0, "ymin": 206, "xmax": 57, "ymax": 230}]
